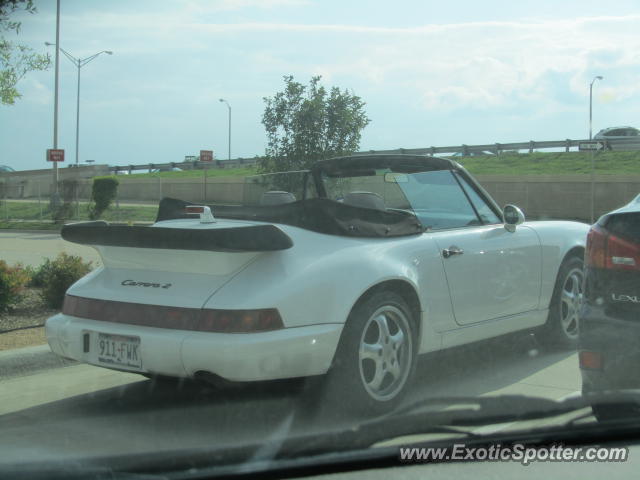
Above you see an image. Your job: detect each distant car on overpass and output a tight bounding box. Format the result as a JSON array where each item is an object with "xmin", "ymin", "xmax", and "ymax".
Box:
[
  {"xmin": 0, "ymin": 165, "xmax": 15, "ymax": 173},
  {"xmin": 594, "ymin": 126, "xmax": 640, "ymax": 151}
]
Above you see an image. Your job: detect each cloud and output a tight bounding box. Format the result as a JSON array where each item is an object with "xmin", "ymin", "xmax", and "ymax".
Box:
[
  {"xmin": 24, "ymin": 11, "xmax": 640, "ymax": 100},
  {"xmin": 66, "ymin": 13, "xmax": 632, "ymax": 113},
  {"xmin": 21, "ymin": 78, "xmax": 51, "ymax": 106},
  {"xmin": 6, "ymin": 4, "xmax": 640, "ymax": 167},
  {"xmin": 34, "ymin": 11, "xmax": 639, "ymax": 116},
  {"xmin": 263, "ymin": 15, "xmax": 640, "ymax": 112},
  {"xmin": 184, "ymin": 0, "xmax": 312, "ymax": 13}
]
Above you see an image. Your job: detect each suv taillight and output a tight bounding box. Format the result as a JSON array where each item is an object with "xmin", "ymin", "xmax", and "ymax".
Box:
[
  {"xmin": 585, "ymin": 224, "xmax": 607, "ymax": 268},
  {"xmin": 586, "ymin": 223, "xmax": 640, "ymax": 271}
]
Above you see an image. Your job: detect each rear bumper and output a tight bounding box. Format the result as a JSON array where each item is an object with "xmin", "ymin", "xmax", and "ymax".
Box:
[
  {"xmin": 45, "ymin": 313, "xmax": 343, "ymax": 382},
  {"xmin": 579, "ymin": 305, "xmax": 640, "ymax": 394}
]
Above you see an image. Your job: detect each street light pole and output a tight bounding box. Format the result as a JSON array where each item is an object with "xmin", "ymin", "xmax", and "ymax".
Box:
[
  {"xmin": 75, "ymin": 57, "xmax": 80, "ymax": 166},
  {"xmin": 64, "ymin": 49, "xmax": 113, "ymax": 166},
  {"xmin": 52, "ymin": 0, "xmax": 60, "ymax": 198},
  {"xmin": 589, "ymin": 75, "xmax": 603, "ymax": 140},
  {"xmin": 589, "ymin": 75, "xmax": 603, "ymax": 223},
  {"xmin": 219, "ymin": 98, "xmax": 231, "ymax": 160},
  {"xmin": 45, "ymin": 44, "xmax": 112, "ymax": 166}
]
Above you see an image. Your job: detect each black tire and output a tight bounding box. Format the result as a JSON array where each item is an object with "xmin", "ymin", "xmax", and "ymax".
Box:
[
  {"xmin": 538, "ymin": 255, "xmax": 584, "ymax": 349},
  {"xmin": 318, "ymin": 291, "xmax": 418, "ymax": 416},
  {"xmin": 141, "ymin": 373, "xmax": 182, "ymax": 384},
  {"xmin": 592, "ymin": 403, "xmax": 640, "ymax": 422}
]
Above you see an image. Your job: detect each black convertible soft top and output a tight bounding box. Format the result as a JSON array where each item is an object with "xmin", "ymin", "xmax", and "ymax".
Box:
[
  {"xmin": 156, "ymin": 155, "xmax": 458, "ymax": 238},
  {"xmin": 312, "ymin": 154, "xmax": 456, "ymax": 177},
  {"xmin": 156, "ymin": 197, "xmax": 424, "ymax": 238}
]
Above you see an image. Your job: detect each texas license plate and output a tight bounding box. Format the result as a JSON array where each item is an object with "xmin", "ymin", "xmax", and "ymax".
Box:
[{"xmin": 96, "ymin": 333, "xmax": 142, "ymax": 370}]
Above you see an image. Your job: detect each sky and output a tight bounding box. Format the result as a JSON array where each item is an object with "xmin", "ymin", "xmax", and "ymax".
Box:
[{"xmin": 1, "ymin": 0, "xmax": 640, "ymax": 170}]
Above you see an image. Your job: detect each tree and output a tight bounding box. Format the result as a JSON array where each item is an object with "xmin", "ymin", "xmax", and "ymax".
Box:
[
  {"xmin": 260, "ymin": 75, "xmax": 370, "ymax": 173},
  {"xmin": 1, "ymin": 0, "xmax": 50, "ymax": 105}
]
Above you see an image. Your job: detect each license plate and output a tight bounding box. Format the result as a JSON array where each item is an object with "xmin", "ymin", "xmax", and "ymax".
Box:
[{"xmin": 95, "ymin": 333, "xmax": 142, "ymax": 370}]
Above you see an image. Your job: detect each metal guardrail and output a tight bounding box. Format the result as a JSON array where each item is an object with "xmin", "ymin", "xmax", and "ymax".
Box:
[
  {"xmin": 108, "ymin": 158, "xmax": 256, "ymax": 174},
  {"xmin": 107, "ymin": 137, "xmax": 640, "ymax": 174},
  {"xmin": 355, "ymin": 137, "xmax": 640, "ymax": 156}
]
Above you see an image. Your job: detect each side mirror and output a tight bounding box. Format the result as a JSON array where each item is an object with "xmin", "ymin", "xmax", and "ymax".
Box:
[{"xmin": 503, "ymin": 204, "xmax": 525, "ymax": 232}]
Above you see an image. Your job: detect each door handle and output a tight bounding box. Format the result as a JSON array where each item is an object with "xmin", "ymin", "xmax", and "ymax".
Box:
[{"xmin": 442, "ymin": 246, "xmax": 464, "ymax": 258}]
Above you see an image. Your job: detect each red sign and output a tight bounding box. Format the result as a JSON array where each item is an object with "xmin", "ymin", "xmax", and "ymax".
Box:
[
  {"xmin": 200, "ymin": 150, "xmax": 214, "ymax": 162},
  {"xmin": 47, "ymin": 149, "xmax": 65, "ymax": 162}
]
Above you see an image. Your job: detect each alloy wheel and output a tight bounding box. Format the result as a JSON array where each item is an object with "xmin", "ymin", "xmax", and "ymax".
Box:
[
  {"xmin": 358, "ymin": 305, "xmax": 413, "ymax": 402},
  {"xmin": 559, "ymin": 266, "xmax": 584, "ymax": 340}
]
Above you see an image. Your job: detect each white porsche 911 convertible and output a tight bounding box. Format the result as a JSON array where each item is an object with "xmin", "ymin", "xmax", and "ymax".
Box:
[{"xmin": 46, "ymin": 154, "xmax": 589, "ymax": 412}]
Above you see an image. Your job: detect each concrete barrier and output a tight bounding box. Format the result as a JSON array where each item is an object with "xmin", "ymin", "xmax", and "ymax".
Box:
[
  {"xmin": 0, "ymin": 165, "xmax": 109, "ymax": 198},
  {"xmin": 114, "ymin": 176, "xmax": 247, "ymax": 204},
  {"xmin": 477, "ymin": 175, "xmax": 640, "ymax": 221},
  {"xmin": 3, "ymin": 171, "xmax": 639, "ymax": 222}
]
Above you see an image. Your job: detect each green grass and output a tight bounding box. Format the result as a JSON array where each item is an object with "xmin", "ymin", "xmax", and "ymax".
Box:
[
  {"xmin": 457, "ymin": 151, "xmax": 640, "ymax": 175},
  {"xmin": 0, "ymin": 221, "xmax": 61, "ymax": 231},
  {"xmin": 0, "ymin": 201, "xmax": 158, "ymax": 224},
  {"xmin": 119, "ymin": 151, "xmax": 640, "ymax": 176},
  {"xmin": 121, "ymin": 166, "xmax": 257, "ymax": 179}
]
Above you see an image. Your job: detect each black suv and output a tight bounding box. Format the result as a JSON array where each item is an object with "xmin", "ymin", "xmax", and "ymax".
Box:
[{"xmin": 580, "ymin": 196, "xmax": 640, "ymax": 419}]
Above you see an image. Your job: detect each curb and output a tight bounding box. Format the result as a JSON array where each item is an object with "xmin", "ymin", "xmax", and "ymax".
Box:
[
  {"xmin": 0, "ymin": 229, "xmax": 61, "ymax": 234},
  {"xmin": 0, "ymin": 344, "xmax": 76, "ymax": 379}
]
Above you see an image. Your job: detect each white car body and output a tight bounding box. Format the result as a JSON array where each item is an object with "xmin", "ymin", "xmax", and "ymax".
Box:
[{"xmin": 46, "ymin": 155, "xmax": 589, "ymax": 386}]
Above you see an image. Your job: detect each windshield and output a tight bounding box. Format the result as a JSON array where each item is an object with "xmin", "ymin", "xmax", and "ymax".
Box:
[
  {"xmin": 318, "ymin": 166, "xmax": 503, "ymax": 230},
  {"xmin": 2, "ymin": 0, "xmax": 640, "ymax": 478}
]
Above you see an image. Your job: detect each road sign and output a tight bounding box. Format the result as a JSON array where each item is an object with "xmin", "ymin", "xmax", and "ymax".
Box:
[
  {"xmin": 46, "ymin": 149, "xmax": 65, "ymax": 162},
  {"xmin": 200, "ymin": 150, "xmax": 214, "ymax": 162},
  {"xmin": 579, "ymin": 141, "xmax": 606, "ymax": 151}
]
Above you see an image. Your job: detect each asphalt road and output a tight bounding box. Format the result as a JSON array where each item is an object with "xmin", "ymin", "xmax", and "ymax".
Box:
[
  {"xmin": 0, "ymin": 231, "xmax": 101, "ymax": 267},
  {"xmin": 0, "ymin": 231, "xmax": 588, "ymax": 471},
  {"xmin": 0, "ymin": 334, "xmax": 584, "ymax": 468}
]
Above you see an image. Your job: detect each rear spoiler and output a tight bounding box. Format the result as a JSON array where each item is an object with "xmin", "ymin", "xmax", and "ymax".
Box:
[{"xmin": 61, "ymin": 221, "xmax": 293, "ymax": 252}]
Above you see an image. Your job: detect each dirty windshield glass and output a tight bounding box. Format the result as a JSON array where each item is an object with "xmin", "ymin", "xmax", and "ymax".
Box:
[{"xmin": 1, "ymin": 0, "xmax": 640, "ymax": 478}]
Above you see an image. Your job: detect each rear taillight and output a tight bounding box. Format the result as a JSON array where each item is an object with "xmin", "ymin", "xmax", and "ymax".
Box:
[
  {"xmin": 63, "ymin": 295, "xmax": 284, "ymax": 333},
  {"xmin": 585, "ymin": 224, "xmax": 607, "ymax": 268},
  {"xmin": 579, "ymin": 350, "xmax": 604, "ymax": 370},
  {"xmin": 185, "ymin": 206, "xmax": 205, "ymax": 214},
  {"xmin": 198, "ymin": 309, "xmax": 283, "ymax": 333},
  {"xmin": 185, "ymin": 205, "xmax": 216, "ymax": 224},
  {"xmin": 585, "ymin": 223, "xmax": 640, "ymax": 271},
  {"xmin": 607, "ymin": 234, "xmax": 640, "ymax": 270}
]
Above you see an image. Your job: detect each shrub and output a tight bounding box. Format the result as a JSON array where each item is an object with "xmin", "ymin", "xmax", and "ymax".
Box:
[
  {"xmin": 22, "ymin": 264, "xmax": 37, "ymax": 285},
  {"xmin": 0, "ymin": 261, "xmax": 30, "ymax": 312},
  {"xmin": 27, "ymin": 259, "xmax": 51, "ymax": 288},
  {"xmin": 39, "ymin": 253, "xmax": 93, "ymax": 309},
  {"xmin": 88, "ymin": 176, "xmax": 119, "ymax": 220}
]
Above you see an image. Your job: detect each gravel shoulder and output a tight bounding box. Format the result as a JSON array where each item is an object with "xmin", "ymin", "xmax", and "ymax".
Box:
[
  {"xmin": 0, "ymin": 289, "xmax": 57, "ymax": 351},
  {"xmin": 0, "ymin": 327, "xmax": 47, "ymax": 351}
]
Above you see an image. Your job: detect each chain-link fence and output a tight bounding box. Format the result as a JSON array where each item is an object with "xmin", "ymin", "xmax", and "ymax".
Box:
[
  {"xmin": 0, "ymin": 173, "xmax": 248, "ymax": 223},
  {"xmin": 1, "ymin": 178, "xmax": 99, "ymax": 223},
  {"xmin": 3, "ymin": 172, "xmax": 640, "ymax": 224}
]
